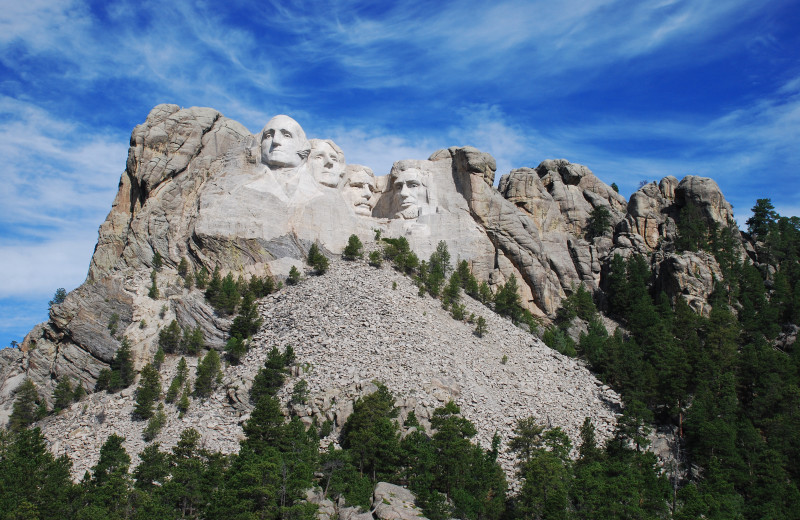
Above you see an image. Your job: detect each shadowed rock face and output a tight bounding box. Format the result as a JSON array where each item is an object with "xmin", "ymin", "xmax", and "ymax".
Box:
[{"xmin": 0, "ymin": 104, "xmax": 745, "ymax": 427}]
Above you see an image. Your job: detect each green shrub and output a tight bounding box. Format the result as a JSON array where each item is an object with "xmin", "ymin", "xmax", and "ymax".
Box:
[
  {"xmin": 107, "ymin": 313, "xmax": 120, "ymax": 336},
  {"xmin": 474, "ymin": 316, "xmax": 487, "ymax": 337},
  {"xmin": 194, "ymin": 350, "xmax": 222, "ymax": 399},
  {"xmin": 52, "ymin": 378, "xmax": 73, "ymax": 413},
  {"xmin": 368, "ymin": 250, "xmax": 383, "ymax": 267},
  {"xmin": 287, "ymin": 266, "xmax": 301, "ymax": 285},
  {"xmin": 177, "ymin": 257, "xmax": 189, "ymax": 277},
  {"xmin": 133, "ymin": 363, "xmax": 161, "ymax": 420},
  {"xmin": 307, "ymin": 243, "xmax": 330, "ymax": 274},
  {"xmin": 143, "ymin": 403, "xmax": 166, "ymax": 441},
  {"xmin": 225, "ymin": 336, "xmax": 247, "ymax": 365},
  {"xmin": 158, "ymin": 320, "xmax": 181, "ymax": 354},
  {"xmin": 343, "ymin": 234, "xmax": 364, "ymax": 260},
  {"xmin": 148, "ymin": 269, "xmax": 159, "ymax": 299},
  {"xmin": 290, "ymin": 379, "xmax": 309, "ymax": 405}
]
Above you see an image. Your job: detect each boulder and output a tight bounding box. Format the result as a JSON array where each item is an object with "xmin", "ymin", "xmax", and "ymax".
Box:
[{"xmin": 373, "ymin": 482, "xmax": 429, "ymax": 520}]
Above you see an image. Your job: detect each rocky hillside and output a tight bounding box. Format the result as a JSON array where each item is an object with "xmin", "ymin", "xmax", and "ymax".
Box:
[
  {"xmin": 35, "ymin": 258, "xmax": 620, "ymax": 479},
  {"xmin": 0, "ymin": 104, "xmax": 749, "ymax": 453}
]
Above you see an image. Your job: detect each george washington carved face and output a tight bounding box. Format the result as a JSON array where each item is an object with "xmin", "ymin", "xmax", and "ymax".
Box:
[{"xmin": 260, "ymin": 115, "xmax": 310, "ymax": 169}]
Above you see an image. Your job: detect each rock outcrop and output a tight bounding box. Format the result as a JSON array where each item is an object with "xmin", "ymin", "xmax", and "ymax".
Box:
[{"xmin": 0, "ymin": 105, "xmax": 748, "ymax": 462}]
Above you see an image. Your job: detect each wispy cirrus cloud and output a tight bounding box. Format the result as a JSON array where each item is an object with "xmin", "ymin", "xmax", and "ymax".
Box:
[{"xmin": 0, "ymin": 96, "xmax": 126, "ymax": 240}]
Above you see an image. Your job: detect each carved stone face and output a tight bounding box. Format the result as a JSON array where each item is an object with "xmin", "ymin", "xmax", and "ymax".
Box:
[
  {"xmin": 342, "ymin": 168, "xmax": 376, "ymax": 216},
  {"xmin": 393, "ymin": 168, "xmax": 427, "ymax": 219},
  {"xmin": 260, "ymin": 115, "xmax": 309, "ymax": 169},
  {"xmin": 309, "ymin": 141, "xmax": 344, "ymax": 187}
]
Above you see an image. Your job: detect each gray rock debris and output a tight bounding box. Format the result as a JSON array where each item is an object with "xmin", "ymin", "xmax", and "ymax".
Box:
[{"xmin": 32, "ymin": 258, "xmax": 620, "ymax": 482}]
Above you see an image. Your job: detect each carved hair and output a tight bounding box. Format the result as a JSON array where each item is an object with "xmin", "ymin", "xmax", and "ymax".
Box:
[
  {"xmin": 309, "ymin": 138, "xmax": 345, "ymax": 164},
  {"xmin": 388, "ymin": 161, "xmax": 429, "ymax": 187}
]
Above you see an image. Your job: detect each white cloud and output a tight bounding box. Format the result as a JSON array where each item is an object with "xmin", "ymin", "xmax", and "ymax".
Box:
[
  {"xmin": 0, "ymin": 236, "xmax": 95, "ymax": 298},
  {"xmin": 0, "ymin": 96, "xmax": 125, "ymax": 234},
  {"xmin": 0, "ymin": 96, "xmax": 123, "ymax": 298},
  {"xmin": 325, "ymin": 127, "xmax": 437, "ymax": 177}
]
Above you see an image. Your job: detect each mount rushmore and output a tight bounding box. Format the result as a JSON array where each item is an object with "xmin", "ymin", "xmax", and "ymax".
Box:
[{"xmin": 0, "ymin": 103, "xmax": 740, "ymax": 429}]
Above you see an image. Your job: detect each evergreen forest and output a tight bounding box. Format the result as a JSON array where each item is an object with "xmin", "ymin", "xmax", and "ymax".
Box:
[{"xmin": 2, "ymin": 200, "xmax": 799, "ymax": 519}]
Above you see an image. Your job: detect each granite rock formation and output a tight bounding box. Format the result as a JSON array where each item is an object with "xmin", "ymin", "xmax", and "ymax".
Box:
[{"xmin": 0, "ymin": 105, "xmax": 747, "ymax": 452}]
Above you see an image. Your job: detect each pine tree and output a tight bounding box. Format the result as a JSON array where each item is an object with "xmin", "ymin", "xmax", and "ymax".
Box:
[
  {"xmin": 177, "ymin": 257, "xmax": 189, "ymax": 277},
  {"xmin": 158, "ymin": 320, "xmax": 182, "ymax": 354},
  {"xmin": 205, "ymin": 266, "xmax": 222, "ymax": 304},
  {"xmin": 474, "ymin": 316, "xmax": 487, "ymax": 337},
  {"xmin": 177, "ymin": 386, "xmax": 191, "ymax": 415},
  {"xmin": 134, "ymin": 363, "xmax": 161, "ymax": 420},
  {"xmin": 133, "ymin": 443, "xmax": 170, "ymax": 491},
  {"xmin": 9, "ymin": 379, "xmax": 41, "ymax": 432},
  {"xmin": 230, "ymin": 292, "xmax": 262, "ymax": 340},
  {"xmin": 182, "ymin": 325, "xmax": 204, "ymax": 355},
  {"xmin": 442, "ymin": 272, "xmax": 461, "ymax": 308},
  {"xmin": 143, "ymin": 403, "xmax": 167, "ymax": 441},
  {"xmin": 153, "ymin": 346, "xmax": 165, "ymax": 369},
  {"xmin": 148, "ymin": 268, "xmax": 159, "ymax": 299},
  {"xmin": 0, "ymin": 427, "xmax": 76, "ymax": 519},
  {"xmin": 307, "ymin": 243, "xmax": 330, "ymax": 274},
  {"xmin": 81, "ymin": 434, "xmax": 132, "ymax": 518},
  {"xmin": 166, "ymin": 357, "xmax": 188, "ymax": 403},
  {"xmin": 368, "ymin": 250, "xmax": 382, "ymax": 267},
  {"xmin": 586, "ymin": 205, "xmax": 612, "ymax": 238},
  {"xmin": 153, "ymin": 250, "xmax": 163, "ymax": 269},
  {"xmin": 287, "ymin": 265, "xmax": 301, "ymax": 285},
  {"xmin": 49, "ymin": 287, "xmax": 67, "ymax": 308},
  {"xmin": 341, "ymin": 383, "xmax": 401, "ymax": 482},
  {"xmin": 747, "ymin": 198, "xmax": 777, "ymax": 238},
  {"xmin": 250, "ymin": 347, "xmax": 289, "ymax": 403},
  {"xmin": 494, "ymin": 274, "xmax": 523, "ymax": 322},
  {"xmin": 194, "ymin": 350, "xmax": 222, "ymax": 398},
  {"xmin": 52, "ymin": 378, "xmax": 73, "ymax": 413},
  {"xmin": 195, "ymin": 266, "xmax": 209, "ymax": 290},
  {"xmin": 343, "ymin": 234, "xmax": 364, "ymax": 260}
]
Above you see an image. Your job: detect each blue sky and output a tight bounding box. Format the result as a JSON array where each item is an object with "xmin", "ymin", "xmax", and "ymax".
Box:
[{"xmin": 1, "ymin": 0, "xmax": 799, "ymax": 348}]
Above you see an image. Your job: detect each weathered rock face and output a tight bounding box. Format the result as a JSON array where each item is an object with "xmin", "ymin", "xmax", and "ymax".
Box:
[
  {"xmin": 0, "ymin": 104, "xmax": 747, "ymax": 432},
  {"xmin": 656, "ymin": 252, "xmax": 723, "ymax": 315}
]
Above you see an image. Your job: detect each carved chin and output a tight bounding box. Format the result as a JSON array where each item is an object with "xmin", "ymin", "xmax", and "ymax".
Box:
[
  {"xmin": 396, "ymin": 205, "xmax": 420, "ymax": 219},
  {"xmin": 353, "ymin": 203, "xmax": 373, "ymax": 216},
  {"xmin": 316, "ymin": 173, "xmax": 340, "ymax": 187}
]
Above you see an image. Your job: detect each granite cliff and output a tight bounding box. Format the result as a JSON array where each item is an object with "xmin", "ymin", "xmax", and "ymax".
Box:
[{"xmin": 0, "ymin": 105, "xmax": 749, "ymax": 466}]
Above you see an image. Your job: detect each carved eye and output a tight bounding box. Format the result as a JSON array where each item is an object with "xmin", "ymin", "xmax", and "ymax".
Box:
[
  {"xmin": 283, "ymin": 131, "xmax": 292, "ymax": 138},
  {"xmin": 264, "ymin": 130, "xmax": 274, "ymax": 138}
]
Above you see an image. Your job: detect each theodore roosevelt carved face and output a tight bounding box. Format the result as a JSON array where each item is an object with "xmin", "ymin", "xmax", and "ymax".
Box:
[
  {"xmin": 309, "ymin": 139, "xmax": 345, "ymax": 188},
  {"xmin": 342, "ymin": 165, "xmax": 376, "ymax": 216},
  {"xmin": 260, "ymin": 115, "xmax": 311, "ymax": 170}
]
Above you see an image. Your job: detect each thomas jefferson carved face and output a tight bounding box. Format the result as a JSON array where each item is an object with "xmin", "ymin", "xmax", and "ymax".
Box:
[
  {"xmin": 393, "ymin": 168, "xmax": 427, "ymax": 219},
  {"xmin": 309, "ymin": 140, "xmax": 344, "ymax": 188},
  {"xmin": 260, "ymin": 115, "xmax": 310, "ymax": 169},
  {"xmin": 342, "ymin": 166, "xmax": 376, "ymax": 216}
]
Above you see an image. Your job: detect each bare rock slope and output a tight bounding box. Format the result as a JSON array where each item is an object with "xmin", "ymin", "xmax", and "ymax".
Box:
[{"xmin": 37, "ymin": 258, "xmax": 620, "ymax": 480}]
